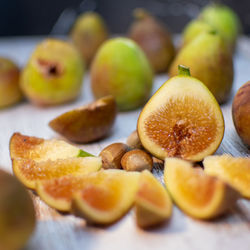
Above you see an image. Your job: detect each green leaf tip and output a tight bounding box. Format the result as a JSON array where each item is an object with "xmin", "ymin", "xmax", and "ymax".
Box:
[
  {"xmin": 77, "ymin": 149, "xmax": 95, "ymax": 157},
  {"xmin": 178, "ymin": 65, "xmax": 191, "ymax": 76}
]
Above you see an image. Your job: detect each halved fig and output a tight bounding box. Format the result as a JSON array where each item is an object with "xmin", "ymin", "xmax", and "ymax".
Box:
[
  {"xmin": 10, "ymin": 132, "xmax": 82, "ymax": 162},
  {"xmin": 49, "ymin": 96, "xmax": 117, "ymax": 143},
  {"xmin": 137, "ymin": 65, "xmax": 224, "ymax": 161},
  {"xmin": 164, "ymin": 158, "xmax": 239, "ymax": 219},
  {"xmin": 204, "ymin": 155, "xmax": 250, "ymax": 199},
  {"xmin": 72, "ymin": 170, "xmax": 140, "ymax": 224},
  {"xmin": 135, "ymin": 170, "xmax": 172, "ymax": 228},
  {"xmin": 13, "ymin": 157, "xmax": 102, "ymax": 190},
  {"xmin": 37, "ymin": 170, "xmax": 139, "ymax": 212}
]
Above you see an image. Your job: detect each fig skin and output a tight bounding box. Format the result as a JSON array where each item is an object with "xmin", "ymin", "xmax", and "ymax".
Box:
[
  {"xmin": 49, "ymin": 96, "xmax": 117, "ymax": 143},
  {"xmin": 169, "ymin": 31, "xmax": 233, "ymax": 104},
  {"xmin": 20, "ymin": 39, "xmax": 84, "ymax": 106},
  {"xmin": 232, "ymin": 81, "xmax": 250, "ymax": 147},
  {"xmin": 128, "ymin": 8, "xmax": 175, "ymax": 73},
  {"xmin": 199, "ymin": 3, "xmax": 241, "ymax": 52},
  {"xmin": 0, "ymin": 169, "xmax": 36, "ymax": 250},
  {"xmin": 0, "ymin": 57, "xmax": 22, "ymax": 108},
  {"xmin": 91, "ymin": 37, "xmax": 153, "ymax": 111},
  {"xmin": 71, "ymin": 12, "xmax": 109, "ymax": 67}
]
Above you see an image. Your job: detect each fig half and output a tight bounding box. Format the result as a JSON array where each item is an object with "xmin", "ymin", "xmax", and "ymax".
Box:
[
  {"xmin": 137, "ymin": 65, "xmax": 224, "ymax": 161},
  {"xmin": 164, "ymin": 158, "xmax": 239, "ymax": 219},
  {"xmin": 49, "ymin": 96, "xmax": 117, "ymax": 143}
]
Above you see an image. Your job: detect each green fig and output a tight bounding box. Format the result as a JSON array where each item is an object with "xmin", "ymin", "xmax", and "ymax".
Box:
[
  {"xmin": 0, "ymin": 169, "xmax": 36, "ymax": 250},
  {"xmin": 128, "ymin": 8, "xmax": 175, "ymax": 73},
  {"xmin": 71, "ymin": 11, "xmax": 108, "ymax": 67},
  {"xmin": 169, "ymin": 31, "xmax": 233, "ymax": 104},
  {"xmin": 21, "ymin": 39, "xmax": 84, "ymax": 106},
  {"xmin": 199, "ymin": 3, "xmax": 241, "ymax": 51},
  {"xmin": 0, "ymin": 57, "xmax": 22, "ymax": 108},
  {"xmin": 91, "ymin": 37, "xmax": 153, "ymax": 111}
]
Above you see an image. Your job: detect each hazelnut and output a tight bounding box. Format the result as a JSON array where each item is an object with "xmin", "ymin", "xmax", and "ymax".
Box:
[
  {"xmin": 126, "ymin": 130, "xmax": 143, "ymax": 149},
  {"xmin": 99, "ymin": 143, "xmax": 129, "ymax": 169},
  {"xmin": 121, "ymin": 149, "xmax": 153, "ymax": 172}
]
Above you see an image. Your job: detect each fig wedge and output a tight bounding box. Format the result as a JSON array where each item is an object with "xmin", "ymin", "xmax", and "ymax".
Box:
[
  {"xmin": 135, "ymin": 170, "xmax": 172, "ymax": 228},
  {"xmin": 164, "ymin": 158, "xmax": 239, "ymax": 219},
  {"xmin": 49, "ymin": 96, "xmax": 117, "ymax": 143},
  {"xmin": 37, "ymin": 170, "xmax": 139, "ymax": 212},
  {"xmin": 204, "ymin": 155, "xmax": 250, "ymax": 199},
  {"xmin": 10, "ymin": 132, "xmax": 83, "ymax": 162},
  {"xmin": 72, "ymin": 170, "xmax": 140, "ymax": 224},
  {"xmin": 13, "ymin": 157, "xmax": 102, "ymax": 190},
  {"xmin": 137, "ymin": 65, "xmax": 224, "ymax": 161}
]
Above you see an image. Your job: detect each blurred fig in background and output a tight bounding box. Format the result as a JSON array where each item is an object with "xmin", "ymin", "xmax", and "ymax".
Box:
[
  {"xmin": 199, "ymin": 3, "xmax": 241, "ymax": 52},
  {"xmin": 0, "ymin": 169, "xmax": 36, "ymax": 250},
  {"xmin": 49, "ymin": 96, "xmax": 117, "ymax": 143},
  {"xmin": 21, "ymin": 39, "xmax": 84, "ymax": 106},
  {"xmin": 128, "ymin": 8, "xmax": 175, "ymax": 74},
  {"xmin": 232, "ymin": 82, "xmax": 250, "ymax": 147},
  {"xmin": 91, "ymin": 37, "xmax": 153, "ymax": 111},
  {"xmin": 0, "ymin": 57, "xmax": 22, "ymax": 108},
  {"xmin": 71, "ymin": 12, "xmax": 109, "ymax": 67},
  {"xmin": 169, "ymin": 31, "xmax": 233, "ymax": 104}
]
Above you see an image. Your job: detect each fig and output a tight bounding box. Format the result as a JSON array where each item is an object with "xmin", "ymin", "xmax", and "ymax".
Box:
[
  {"xmin": 71, "ymin": 11, "xmax": 108, "ymax": 66},
  {"xmin": 128, "ymin": 8, "xmax": 175, "ymax": 73},
  {"xmin": 49, "ymin": 96, "xmax": 117, "ymax": 143},
  {"xmin": 91, "ymin": 37, "xmax": 153, "ymax": 111},
  {"xmin": 0, "ymin": 169, "xmax": 35, "ymax": 250},
  {"xmin": 20, "ymin": 39, "xmax": 84, "ymax": 106},
  {"xmin": 72, "ymin": 170, "xmax": 140, "ymax": 225},
  {"xmin": 199, "ymin": 3, "xmax": 241, "ymax": 52},
  {"xmin": 204, "ymin": 155, "xmax": 250, "ymax": 199},
  {"xmin": 135, "ymin": 170, "xmax": 172, "ymax": 228},
  {"xmin": 10, "ymin": 132, "xmax": 86, "ymax": 162},
  {"xmin": 13, "ymin": 156, "xmax": 102, "ymax": 190},
  {"xmin": 169, "ymin": 31, "xmax": 233, "ymax": 104},
  {"xmin": 0, "ymin": 57, "xmax": 22, "ymax": 108},
  {"xmin": 164, "ymin": 158, "xmax": 239, "ymax": 219},
  {"xmin": 137, "ymin": 65, "xmax": 224, "ymax": 161},
  {"xmin": 232, "ymin": 82, "xmax": 250, "ymax": 147},
  {"xmin": 182, "ymin": 20, "xmax": 214, "ymax": 47}
]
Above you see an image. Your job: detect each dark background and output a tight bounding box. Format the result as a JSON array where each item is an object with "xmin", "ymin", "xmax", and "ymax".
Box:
[{"xmin": 0, "ymin": 0, "xmax": 249, "ymax": 36}]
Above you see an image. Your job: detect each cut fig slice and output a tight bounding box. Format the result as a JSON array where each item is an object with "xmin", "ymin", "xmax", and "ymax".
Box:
[
  {"xmin": 49, "ymin": 96, "xmax": 117, "ymax": 143},
  {"xmin": 204, "ymin": 155, "xmax": 250, "ymax": 199},
  {"xmin": 164, "ymin": 158, "xmax": 239, "ymax": 219},
  {"xmin": 135, "ymin": 170, "xmax": 172, "ymax": 228},
  {"xmin": 13, "ymin": 157, "xmax": 102, "ymax": 190},
  {"xmin": 137, "ymin": 65, "xmax": 224, "ymax": 161}
]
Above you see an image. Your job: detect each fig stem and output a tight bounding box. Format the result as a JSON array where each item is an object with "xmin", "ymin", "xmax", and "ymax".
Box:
[
  {"xmin": 78, "ymin": 149, "xmax": 95, "ymax": 157},
  {"xmin": 178, "ymin": 65, "xmax": 191, "ymax": 76},
  {"xmin": 133, "ymin": 8, "xmax": 150, "ymax": 20}
]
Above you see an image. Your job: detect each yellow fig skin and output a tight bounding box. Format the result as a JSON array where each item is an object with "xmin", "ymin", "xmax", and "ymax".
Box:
[
  {"xmin": 138, "ymin": 65, "xmax": 224, "ymax": 161},
  {"xmin": 169, "ymin": 32, "xmax": 233, "ymax": 104},
  {"xmin": 71, "ymin": 12, "xmax": 109, "ymax": 66},
  {"xmin": 0, "ymin": 57, "xmax": 22, "ymax": 108},
  {"xmin": 129, "ymin": 8, "xmax": 175, "ymax": 73},
  {"xmin": 164, "ymin": 158, "xmax": 240, "ymax": 220},
  {"xmin": 232, "ymin": 81, "xmax": 250, "ymax": 147},
  {"xmin": 49, "ymin": 96, "xmax": 117, "ymax": 143},
  {"xmin": 0, "ymin": 169, "xmax": 36, "ymax": 250}
]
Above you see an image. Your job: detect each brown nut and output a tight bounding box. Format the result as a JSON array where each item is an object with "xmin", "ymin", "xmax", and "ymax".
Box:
[
  {"xmin": 121, "ymin": 149, "xmax": 153, "ymax": 172},
  {"xmin": 126, "ymin": 130, "xmax": 143, "ymax": 149},
  {"xmin": 152, "ymin": 157, "xmax": 164, "ymax": 166},
  {"xmin": 99, "ymin": 143, "xmax": 129, "ymax": 169}
]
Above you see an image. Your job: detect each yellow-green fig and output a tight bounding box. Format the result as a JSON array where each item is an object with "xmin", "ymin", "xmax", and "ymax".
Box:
[
  {"xmin": 0, "ymin": 169, "xmax": 36, "ymax": 250},
  {"xmin": 91, "ymin": 37, "xmax": 153, "ymax": 111},
  {"xmin": 21, "ymin": 39, "xmax": 84, "ymax": 106},
  {"xmin": 128, "ymin": 8, "xmax": 175, "ymax": 73},
  {"xmin": 71, "ymin": 12, "xmax": 108, "ymax": 66},
  {"xmin": 169, "ymin": 31, "xmax": 233, "ymax": 104},
  {"xmin": 0, "ymin": 57, "xmax": 22, "ymax": 108}
]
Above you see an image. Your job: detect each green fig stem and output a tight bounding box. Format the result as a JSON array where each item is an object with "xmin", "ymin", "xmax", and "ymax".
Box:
[
  {"xmin": 178, "ymin": 65, "xmax": 191, "ymax": 76},
  {"xmin": 133, "ymin": 8, "xmax": 150, "ymax": 20},
  {"xmin": 78, "ymin": 149, "xmax": 95, "ymax": 157}
]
